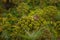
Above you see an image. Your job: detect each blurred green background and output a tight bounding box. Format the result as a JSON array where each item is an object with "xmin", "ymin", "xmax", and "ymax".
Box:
[{"xmin": 0, "ymin": 0, "xmax": 60, "ymax": 40}]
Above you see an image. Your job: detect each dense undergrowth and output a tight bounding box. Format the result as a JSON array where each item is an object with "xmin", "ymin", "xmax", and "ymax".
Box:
[{"xmin": 0, "ymin": 0, "xmax": 60, "ymax": 40}]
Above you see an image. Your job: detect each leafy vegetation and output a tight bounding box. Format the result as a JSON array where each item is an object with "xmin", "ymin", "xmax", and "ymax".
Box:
[{"xmin": 0, "ymin": 0, "xmax": 60, "ymax": 40}]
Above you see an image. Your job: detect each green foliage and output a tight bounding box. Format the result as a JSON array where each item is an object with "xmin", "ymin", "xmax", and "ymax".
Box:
[
  {"xmin": 54, "ymin": 11, "xmax": 60, "ymax": 21},
  {"xmin": 42, "ymin": 6, "xmax": 58, "ymax": 21},
  {"xmin": 0, "ymin": 0, "xmax": 60, "ymax": 40},
  {"xmin": 16, "ymin": 2, "xmax": 30, "ymax": 16}
]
